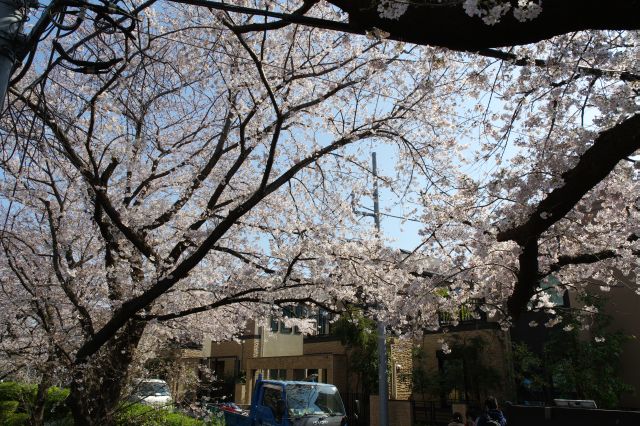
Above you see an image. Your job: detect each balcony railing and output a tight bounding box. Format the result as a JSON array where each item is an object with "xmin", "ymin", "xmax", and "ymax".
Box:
[{"xmin": 437, "ymin": 298, "xmax": 486, "ymax": 327}]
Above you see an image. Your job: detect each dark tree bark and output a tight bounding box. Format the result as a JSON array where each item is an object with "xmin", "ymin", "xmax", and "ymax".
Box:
[
  {"xmin": 66, "ymin": 320, "xmax": 147, "ymax": 425},
  {"xmin": 497, "ymin": 114, "xmax": 640, "ymax": 320},
  {"xmin": 29, "ymin": 379, "xmax": 49, "ymax": 426},
  {"xmin": 326, "ymin": 0, "xmax": 640, "ymax": 50}
]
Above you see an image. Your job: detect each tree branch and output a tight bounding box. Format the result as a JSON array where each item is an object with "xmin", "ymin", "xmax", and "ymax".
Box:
[
  {"xmin": 498, "ymin": 114, "xmax": 640, "ymax": 245},
  {"xmin": 74, "ymin": 129, "xmax": 375, "ymax": 362},
  {"xmin": 475, "ymin": 48, "xmax": 640, "ymax": 83},
  {"xmin": 498, "ymin": 113, "xmax": 640, "ymax": 319},
  {"xmin": 328, "ymin": 0, "xmax": 640, "ymax": 50}
]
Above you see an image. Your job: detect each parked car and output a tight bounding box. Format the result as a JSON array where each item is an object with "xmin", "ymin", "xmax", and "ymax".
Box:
[
  {"xmin": 129, "ymin": 378, "xmax": 173, "ymax": 408},
  {"xmin": 223, "ymin": 376, "xmax": 349, "ymax": 426}
]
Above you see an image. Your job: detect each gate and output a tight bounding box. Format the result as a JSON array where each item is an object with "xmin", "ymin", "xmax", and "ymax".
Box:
[
  {"xmin": 345, "ymin": 392, "xmax": 370, "ymax": 425},
  {"xmin": 411, "ymin": 400, "xmax": 454, "ymax": 425}
]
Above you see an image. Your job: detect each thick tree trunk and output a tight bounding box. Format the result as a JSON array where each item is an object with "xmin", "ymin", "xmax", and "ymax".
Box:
[
  {"xmin": 67, "ymin": 319, "xmax": 146, "ymax": 425},
  {"xmin": 28, "ymin": 379, "xmax": 49, "ymax": 426},
  {"xmin": 327, "ymin": 0, "xmax": 640, "ymax": 50}
]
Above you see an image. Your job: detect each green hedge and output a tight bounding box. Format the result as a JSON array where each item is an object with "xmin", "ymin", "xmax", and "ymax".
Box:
[
  {"xmin": 0, "ymin": 382, "xmax": 70, "ymax": 424},
  {"xmin": 0, "ymin": 382, "xmax": 224, "ymax": 426},
  {"xmin": 0, "ymin": 382, "xmax": 223, "ymax": 425},
  {"xmin": 116, "ymin": 404, "xmax": 207, "ymax": 425},
  {"xmin": 0, "ymin": 400, "xmax": 29, "ymax": 426}
]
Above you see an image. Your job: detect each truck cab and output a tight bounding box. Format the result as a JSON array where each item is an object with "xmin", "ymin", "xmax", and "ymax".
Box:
[{"xmin": 224, "ymin": 378, "xmax": 348, "ymax": 426}]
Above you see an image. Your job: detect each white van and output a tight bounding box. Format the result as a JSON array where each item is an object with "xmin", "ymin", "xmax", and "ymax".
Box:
[{"xmin": 130, "ymin": 378, "xmax": 173, "ymax": 407}]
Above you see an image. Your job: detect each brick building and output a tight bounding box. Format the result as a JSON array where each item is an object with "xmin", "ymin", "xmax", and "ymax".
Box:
[
  {"xmin": 201, "ymin": 314, "xmax": 412, "ymax": 399},
  {"xmin": 197, "ymin": 302, "xmax": 515, "ymax": 425}
]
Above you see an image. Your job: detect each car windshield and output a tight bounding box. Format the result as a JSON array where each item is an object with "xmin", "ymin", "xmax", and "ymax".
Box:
[
  {"xmin": 136, "ymin": 381, "xmax": 170, "ymax": 396},
  {"xmin": 286, "ymin": 384, "xmax": 345, "ymax": 416}
]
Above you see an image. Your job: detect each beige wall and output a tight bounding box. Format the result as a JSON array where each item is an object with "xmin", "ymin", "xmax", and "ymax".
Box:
[
  {"xmin": 207, "ymin": 340, "xmax": 241, "ymax": 358},
  {"xmin": 242, "ymin": 353, "xmax": 344, "ymax": 405},
  {"xmin": 304, "ymin": 340, "xmax": 347, "ymax": 355},
  {"xmin": 260, "ymin": 330, "xmax": 303, "ymax": 357},
  {"xmin": 205, "ymin": 320, "xmax": 303, "ymax": 369},
  {"xmin": 246, "ymin": 353, "xmax": 335, "ymax": 370},
  {"xmin": 369, "ymin": 396, "xmax": 413, "ymax": 426},
  {"xmin": 206, "ymin": 338, "xmax": 260, "ymax": 371},
  {"xmin": 302, "ymin": 337, "xmax": 415, "ymax": 400},
  {"xmin": 168, "ymin": 352, "xmax": 201, "ymax": 403}
]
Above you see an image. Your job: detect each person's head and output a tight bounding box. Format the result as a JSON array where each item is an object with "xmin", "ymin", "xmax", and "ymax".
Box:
[
  {"xmin": 452, "ymin": 412, "xmax": 463, "ymax": 422},
  {"xmin": 485, "ymin": 396, "xmax": 499, "ymax": 410}
]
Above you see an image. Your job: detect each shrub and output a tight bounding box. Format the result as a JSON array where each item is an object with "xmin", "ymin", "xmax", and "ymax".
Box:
[
  {"xmin": 0, "ymin": 382, "xmax": 35, "ymax": 406},
  {"xmin": 116, "ymin": 403, "xmax": 210, "ymax": 425},
  {"xmin": 0, "ymin": 381, "xmax": 71, "ymax": 424},
  {"xmin": 0, "ymin": 382, "xmax": 222, "ymax": 425},
  {"xmin": 0, "ymin": 399, "xmax": 29, "ymax": 425},
  {"xmin": 45, "ymin": 386, "xmax": 71, "ymax": 421}
]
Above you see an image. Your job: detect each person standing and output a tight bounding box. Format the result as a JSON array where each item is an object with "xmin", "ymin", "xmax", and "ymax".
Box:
[{"xmin": 476, "ymin": 396, "xmax": 507, "ymax": 426}]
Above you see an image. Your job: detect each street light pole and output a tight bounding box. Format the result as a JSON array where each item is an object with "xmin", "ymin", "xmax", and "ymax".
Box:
[
  {"xmin": 0, "ymin": 0, "xmax": 35, "ymax": 112},
  {"xmin": 371, "ymin": 152, "xmax": 389, "ymax": 426}
]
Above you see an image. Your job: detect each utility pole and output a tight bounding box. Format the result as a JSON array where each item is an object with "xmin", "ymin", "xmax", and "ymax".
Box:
[
  {"xmin": 371, "ymin": 152, "xmax": 389, "ymax": 426},
  {"xmin": 0, "ymin": 0, "xmax": 35, "ymax": 112},
  {"xmin": 352, "ymin": 152, "xmax": 389, "ymax": 425}
]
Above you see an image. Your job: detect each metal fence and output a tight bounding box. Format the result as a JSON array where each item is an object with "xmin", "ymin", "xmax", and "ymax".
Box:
[
  {"xmin": 344, "ymin": 392, "xmax": 370, "ymax": 425},
  {"xmin": 437, "ymin": 298, "xmax": 486, "ymax": 327},
  {"xmin": 505, "ymin": 404, "xmax": 640, "ymax": 426},
  {"xmin": 411, "ymin": 400, "xmax": 454, "ymax": 426}
]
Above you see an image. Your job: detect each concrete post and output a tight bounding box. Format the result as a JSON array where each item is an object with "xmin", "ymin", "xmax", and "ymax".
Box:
[
  {"xmin": 372, "ymin": 152, "xmax": 389, "ymax": 426},
  {"xmin": 0, "ymin": 0, "xmax": 33, "ymax": 112}
]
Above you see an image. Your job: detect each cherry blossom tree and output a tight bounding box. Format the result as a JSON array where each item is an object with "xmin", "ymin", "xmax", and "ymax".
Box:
[
  {"xmin": 2, "ymin": 0, "xmax": 639, "ymax": 424},
  {"xmin": 1, "ymin": 2, "xmax": 467, "ymax": 423},
  {"xmin": 405, "ymin": 29, "xmax": 640, "ymax": 326},
  {"xmin": 278, "ymin": 1, "xmax": 640, "ymax": 328}
]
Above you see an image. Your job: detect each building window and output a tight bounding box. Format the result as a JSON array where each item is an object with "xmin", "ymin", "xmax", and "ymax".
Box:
[
  {"xmin": 293, "ymin": 369, "xmax": 306, "ymax": 380},
  {"xmin": 281, "ymin": 306, "xmax": 293, "ymax": 333},
  {"xmin": 294, "ymin": 305, "xmax": 307, "ymax": 334},
  {"xmin": 268, "ymin": 369, "xmax": 287, "ymax": 380},
  {"xmin": 306, "ymin": 368, "xmax": 319, "ymax": 382},
  {"xmin": 317, "ymin": 309, "xmax": 332, "ymax": 335},
  {"xmin": 270, "ymin": 317, "xmax": 279, "ymax": 332},
  {"xmin": 437, "ymin": 298, "xmax": 485, "ymax": 327},
  {"xmin": 541, "ymin": 276, "xmax": 567, "ymax": 307},
  {"xmin": 213, "ymin": 359, "xmax": 225, "ymax": 379}
]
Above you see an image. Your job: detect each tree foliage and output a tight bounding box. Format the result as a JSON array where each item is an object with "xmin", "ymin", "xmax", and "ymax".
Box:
[
  {"xmin": 542, "ymin": 295, "xmax": 633, "ymax": 408},
  {"xmin": 413, "ymin": 336, "xmax": 501, "ymax": 403},
  {"xmin": 0, "ymin": 382, "xmax": 69, "ymax": 425},
  {"xmin": 1, "ymin": 0, "xmax": 639, "ymax": 422},
  {"xmin": 3, "ymin": 2, "xmax": 462, "ymax": 422},
  {"xmin": 332, "ymin": 307, "xmax": 380, "ymax": 393},
  {"xmin": 513, "ymin": 294, "xmax": 633, "ymax": 408}
]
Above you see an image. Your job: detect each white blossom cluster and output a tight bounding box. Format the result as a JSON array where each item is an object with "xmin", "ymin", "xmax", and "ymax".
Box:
[
  {"xmin": 0, "ymin": 0, "xmax": 470, "ymax": 399},
  {"xmin": 461, "ymin": 0, "xmax": 542, "ymax": 25},
  {"xmin": 377, "ymin": 0, "xmax": 410, "ymax": 20},
  {"xmin": 513, "ymin": 0, "xmax": 543, "ymax": 22},
  {"xmin": 463, "ymin": 0, "xmax": 511, "ymax": 25},
  {"xmin": 375, "ymin": 0, "xmax": 543, "ymax": 24},
  {"xmin": 414, "ymin": 25, "xmax": 639, "ymax": 333}
]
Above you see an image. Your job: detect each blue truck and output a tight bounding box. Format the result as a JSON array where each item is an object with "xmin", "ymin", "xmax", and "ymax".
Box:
[{"xmin": 223, "ymin": 377, "xmax": 349, "ymax": 426}]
